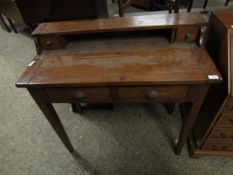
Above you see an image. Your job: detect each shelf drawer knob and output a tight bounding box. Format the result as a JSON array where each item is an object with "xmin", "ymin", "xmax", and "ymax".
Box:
[
  {"xmin": 185, "ymin": 33, "xmax": 190, "ymax": 40},
  {"xmin": 145, "ymin": 91, "xmax": 159, "ymax": 99},
  {"xmin": 74, "ymin": 92, "xmax": 86, "ymax": 100},
  {"xmin": 46, "ymin": 41, "xmax": 51, "ymax": 46}
]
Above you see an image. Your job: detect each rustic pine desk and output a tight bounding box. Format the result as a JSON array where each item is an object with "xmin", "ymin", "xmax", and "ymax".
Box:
[{"xmin": 16, "ymin": 13, "xmax": 222, "ymax": 155}]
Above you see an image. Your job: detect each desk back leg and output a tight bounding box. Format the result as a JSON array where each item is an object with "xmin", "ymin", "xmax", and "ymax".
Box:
[
  {"xmin": 28, "ymin": 88, "xmax": 74, "ymax": 153},
  {"xmin": 175, "ymin": 85, "xmax": 210, "ymax": 155},
  {"xmin": 163, "ymin": 103, "xmax": 175, "ymax": 115}
]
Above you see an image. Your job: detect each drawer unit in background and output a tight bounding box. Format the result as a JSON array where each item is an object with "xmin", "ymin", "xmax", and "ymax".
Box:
[
  {"xmin": 208, "ymin": 127, "xmax": 233, "ymax": 140},
  {"xmin": 203, "ymin": 140, "xmax": 233, "ymax": 152},
  {"xmin": 216, "ymin": 113, "xmax": 233, "ymax": 127},
  {"xmin": 223, "ymin": 98, "xmax": 233, "ymax": 112},
  {"xmin": 188, "ymin": 10, "xmax": 233, "ymax": 158}
]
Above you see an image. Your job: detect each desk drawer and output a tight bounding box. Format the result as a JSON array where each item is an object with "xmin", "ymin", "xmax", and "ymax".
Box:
[
  {"xmin": 209, "ymin": 127, "xmax": 233, "ymax": 140},
  {"xmin": 117, "ymin": 86, "xmax": 188, "ymax": 101},
  {"xmin": 203, "ymin": 140, "xmax": 233, "ymax": 152},
  {"xmin": 216, "ymin": 113, "xmax": 233, "ymax": 127},
  {"xmin": 45, "ymin": 87, "xmax": 111, "ymax": 103}
]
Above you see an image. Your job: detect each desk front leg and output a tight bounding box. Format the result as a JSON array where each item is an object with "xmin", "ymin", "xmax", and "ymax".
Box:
[
  {"xmin": 28, "ymin": 88, "xmax": 74, "ymax": 153},
  {"xmin": 175, "ymin": 85, "xmax": 210, "ymax": 155}
]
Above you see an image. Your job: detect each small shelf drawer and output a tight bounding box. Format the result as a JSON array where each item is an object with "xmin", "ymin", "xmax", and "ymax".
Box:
[
  {"xmin": 117, "ymin": 85, "xmax": 189, "ymax": 102},
  {"xmin": 216, "ymin": 113, "xmax": 233, "ymax": 127},
  {"xmin": 176, "ymin": 27, "xmax": 199, "ymax": 42},
  {"xmin": 37, "ymin": 36, "xmax": 67, "ymax": 50},
  {"xmin": 45, "ymin": 87, "xmax": 112, "ymax": 103},
  {"xmin": 208, "ymin": 127, "xmax": 233, "ymax": 140},
  {"xmin": 203, "ymin": 140, "xmax": 233, "ymax": 152}
]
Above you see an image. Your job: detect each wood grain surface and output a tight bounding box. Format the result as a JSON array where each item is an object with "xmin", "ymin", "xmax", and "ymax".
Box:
[{"xmin": 32, "ymin": 13, "xmax": 207, "ymax": 36}]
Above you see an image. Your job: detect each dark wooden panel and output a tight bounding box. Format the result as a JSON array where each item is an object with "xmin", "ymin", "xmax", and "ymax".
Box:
[
  {"xmin": 14, "ymin": 0, "xmax": 108, "ymax": 27},
  {"xmin": 15, "ymin": 0, "xmax": 53, "ymax": 26}
]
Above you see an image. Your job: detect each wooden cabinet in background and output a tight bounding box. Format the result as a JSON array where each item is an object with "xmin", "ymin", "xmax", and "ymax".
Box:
[
  {"xmin": 188, "ymin": 9, "xmax": 233, "ymax": 158},
  {"xmin": 0, "ymin": 0, "xmax": 108, "ymax": 31},
  {"xmin": 131, "ymin": 0, "xmax": 154, "ymax": 10}
]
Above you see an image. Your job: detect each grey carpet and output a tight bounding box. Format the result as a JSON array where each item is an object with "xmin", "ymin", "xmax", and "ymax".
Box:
[{"xmin": 1, "ymin": 1, "xmax": 233, "ymax": 174}]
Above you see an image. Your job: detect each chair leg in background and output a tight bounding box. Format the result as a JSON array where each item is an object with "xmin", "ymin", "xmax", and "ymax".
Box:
[{"xmin": 0, "ymin": 14, "xmax": 11, "ymax": 32}]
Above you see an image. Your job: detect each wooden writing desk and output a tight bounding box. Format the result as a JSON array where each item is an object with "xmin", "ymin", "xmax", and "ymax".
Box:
[{"xmin": 16, "ymin": 12, "xmax": 220, "ymax": 155}]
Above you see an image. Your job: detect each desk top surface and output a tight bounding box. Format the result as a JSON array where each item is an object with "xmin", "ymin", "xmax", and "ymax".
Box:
[{"xmin": 16, "ymin": 36, "xmax": 221, "ymax": 87}]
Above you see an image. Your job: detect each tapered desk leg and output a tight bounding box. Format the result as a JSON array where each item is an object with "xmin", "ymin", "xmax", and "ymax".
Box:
[
  {"xmin": 163, "ymin": 103, "xmax": 175, "ymax": 115},
  {"xmin": 175, "ymin": 85, "xmax": 210, "ymax": 155},
  {"xmin": 28, "ymin": 88, "xmax": 74, "ymax": 153}
]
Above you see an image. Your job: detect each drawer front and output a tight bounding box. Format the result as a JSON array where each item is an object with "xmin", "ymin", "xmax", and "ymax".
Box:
[
  {"xmin": 223, "ymin": 97, "xmax": 233, "ymax": 112},
  {"xmin": 176, "ymin": 27, "xmax": 199, "ymax": 42},
  {"xmin": 38, "ymin": 36, "xmax": 67, "ymax": 50},
  {"xmin": 216, "ymin": 113, "xmax": 233, "ymax": 127},
  {"xmin": 209, "ymin": 127, "xmax": 233, "ymax": 140},
  {"xmin": 45, "ymin": 87, "xmax": 112, "ymax": 103},
  {"xmin": 203, "ymin": 140, "xmax": 233, "ymax": 152},
  {"xmin": 117, "ymin": 86, "xmax": 189, "ymax": 101}
]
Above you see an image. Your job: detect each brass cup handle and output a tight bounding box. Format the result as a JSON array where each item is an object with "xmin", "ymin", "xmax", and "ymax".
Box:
[
  {"xmin": 220, "ymin": 133, "xmax": 226, "ymax": 139},
  {"xmin": 145, "ymin": 90, "xmax": 160, "ymax": 99},
  {"xmin": 74, "ymin": 92, "xmax": 86, "ymax": 100},
  {"xmin": 221, "ymin": 146, "xmax": 227, "ymax": 151},
  {"xmin": 211, "ymin": 145, "xmax": 217, "ymax": 151}
]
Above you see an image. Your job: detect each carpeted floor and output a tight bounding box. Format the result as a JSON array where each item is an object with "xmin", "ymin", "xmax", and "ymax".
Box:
[{"xmin": 1, "ymin": 1, "xmax": 233, "ymax": 175}]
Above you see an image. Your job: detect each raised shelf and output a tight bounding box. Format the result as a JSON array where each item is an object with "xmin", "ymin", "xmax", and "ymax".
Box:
[{"xmin": 32, "ymin": 13, "xmax": 208, "ymax": 36}]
